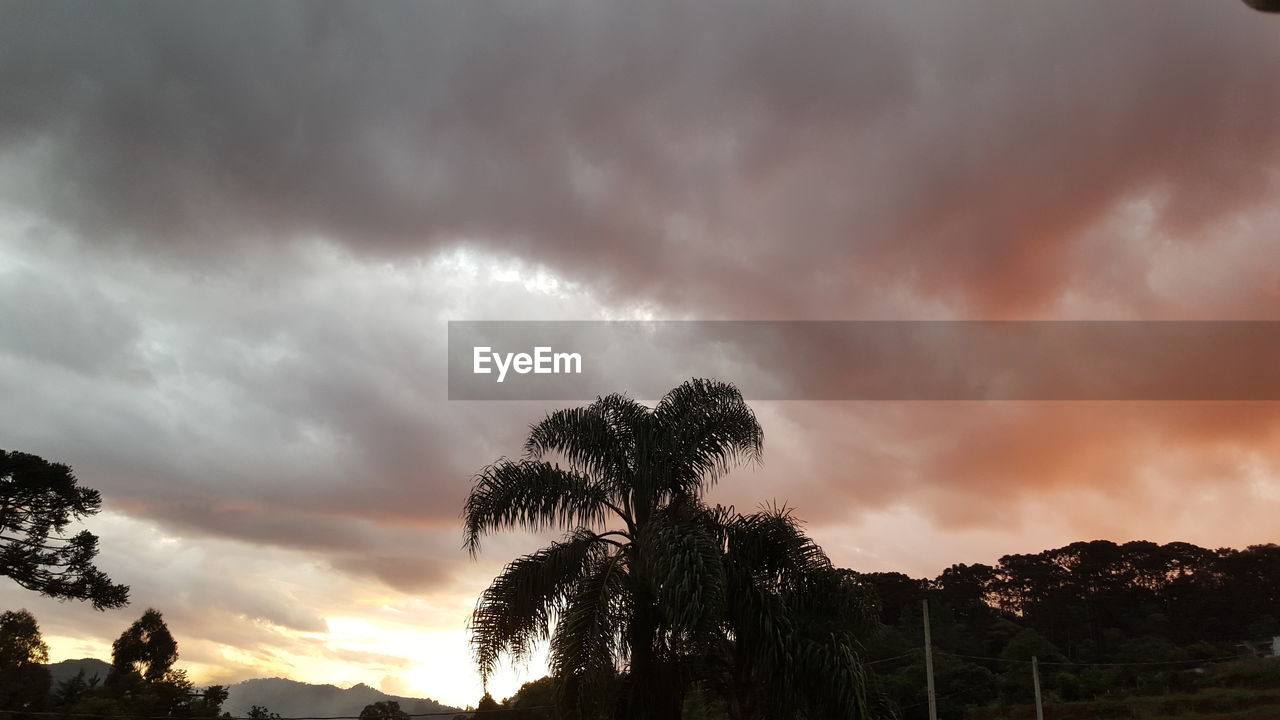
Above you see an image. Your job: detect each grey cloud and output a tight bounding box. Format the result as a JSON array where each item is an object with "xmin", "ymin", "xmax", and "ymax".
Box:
[
  {"xmin": 3, "ymin": 0, "xmax": 1280, "ymax": 696},
  {"xmin": 0, "ymin": 268, "xmax": 144, "ymax": 376},
  {"xmin": 2, "ymin": 0, "xmax": 904, "ymax": 301},
  {"xmin": 0, "ymin": 233, "xmax": 688, "ymax": 592},
  {"xmin": 4, "ymin": 1, "xmax": 1279, "ymax": 317}
]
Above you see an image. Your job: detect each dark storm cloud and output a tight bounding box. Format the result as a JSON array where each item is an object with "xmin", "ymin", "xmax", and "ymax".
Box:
[
  {"xmin": 1, "ymin": 0, "xmax": 905, "ymax": 264},
  {"xmin": 3, "ymin": 0, "xmax": 894, "ymax": 306},
  {"xmin": 124, "ymin": 500, "xmax": 471, "ymax": 592},
  {"xmin": 4, "ymin": 0, "xmax": 1279, "ymax": 317}
]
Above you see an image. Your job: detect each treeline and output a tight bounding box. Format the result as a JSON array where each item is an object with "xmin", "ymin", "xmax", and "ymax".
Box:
[
  {"xmin": 476, "ymin": 540, "xmax": 1280, "ymax": 720},
  {"xmin": 0, "ymin": 608, "xmax": 228, "ymax": 719},
  {"xmin": 858, "ymin": 540, "xmax": 1280, "ymax": 719}
]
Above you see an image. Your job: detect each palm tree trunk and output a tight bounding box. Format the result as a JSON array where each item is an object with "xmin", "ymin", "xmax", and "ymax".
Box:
[
  {"xmin": 626, "ymin": 599, "xmax": 682, "ymax": 720},
  {"xmin": 724, "ymin": 642, "xmax": 754, "ymax": 720}
]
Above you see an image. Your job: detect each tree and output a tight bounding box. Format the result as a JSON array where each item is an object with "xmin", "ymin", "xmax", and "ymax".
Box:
[
  {"xmin": 360, "ymin": 701, "xmax": 410, "ymax": 720},
  {"xmin": 92, "ymin": 613, "xmax": 221, "ymax": 719},
  {"xmin": 0, "ymin": 608, "xmax": 49, "ymax": 666},
  {"xmin": 0, "ymin": 450, "xmax": 129, "ymax": 609},
  {"xmin": 702, "ymin": 507, "xmax": 875, "ymax": 720},
  {"xmin": 52, "ymin": 669, "xmax": 100, "ymax": 710},
  {"xmin": 0, "ymin": 609, "xmax": 53, "ymax": 711},
  {"xmin": 194, "ymin": 685, "xmax": 230, "ymax": 718},
  {"xmin": 111, "ymin": 608, "xmax": 179, "ymax": 683},
  {"xmin": 476, "ymin": 693, "xmax": 501, "ymax": 712},
  {"xmin": 503, "ymin": 677, "xmax": 558, "ymax": 720},
  {"xmin": 465, "ymin": 379, "xmax": 764, "ymax": 720},
  {"xmin": 247, "ymin": 706, "xmax": 282, "ymax": 719}
]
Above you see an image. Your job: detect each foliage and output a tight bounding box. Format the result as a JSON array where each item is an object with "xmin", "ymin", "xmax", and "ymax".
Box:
[
  {"xmin": 52, "ymin": 669, "xmax": 101, "ymax": 710},
  {"xmin": 857, "ymin": 539, "xmax": 1280, "ymax": 719},
  {"xmin": 111, "ymin": 608, "xmax": 180, "ymax": 683},
  {"xmin": 360, "ymin": 700, "xmax": 410, "ymax": 720},
  {"xmin": 468, "ymin": 379, "xmax": 879, "ymax": 720},
  {"xmin": 0, "ymin": 449, "xmax": 130, "ymax": 609},
  {"xmin": 4, "ymin": 607, "xmax": 228, "ymax": 719},
  {"xmin": 467, "ymin": 380, "xmax": 877, "ymax": 719},
  {"xmin": 0, "ymin": 608, "xmax": 49, "ymax": 666},
  {"xmin": 0, "ymin": 609, "xmax": 53, "ymax": 711},
  {"xmin": 502, "ymin": 676, "xmax": 558, "ymax": 719},
  {"xmin": 698, "ymin": 507, "xmax": 876, "ymax": 719},
  {"xmin": 466, "ymin": 380, "xmax": 764, "ymax": 720}
]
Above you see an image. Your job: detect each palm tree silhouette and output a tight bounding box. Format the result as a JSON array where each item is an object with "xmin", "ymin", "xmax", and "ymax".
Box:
[
  {"xmin": 464, "ymin": 379, "xmax": 762, "ymax": 719},
  {"xmin": 464, "ymin": 379, "xmax": 874, "ymax": 719},
  {"xmin": 700, "ymin": 505, "xmax": 876, "ymax": 720}
]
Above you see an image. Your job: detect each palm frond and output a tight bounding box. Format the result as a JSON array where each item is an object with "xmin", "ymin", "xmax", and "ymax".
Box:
[
  {"xmin": 639, "ymin": 508, "xmax": 725, "ymax": 636},
  {"xmin": 470, "ymin": 528, "xmax": 609, "ymax": 682},
  {"xmin": 723, "ymin": 505, "xmax": 832, "ymax": 590},
  {"xmin": 765, "ymin": 633, "xmax": 868, "ymax": 719},
  {"xmin": 652, "ymin": 379, "xmax": 763, "ymax": 498},
  {"xmin": 551, "ymin": 551, "xmax": 630, "ymax": 714},
  {"xmin": 463, "ymin": 460, "xmax": 611, "ymax": 555},
  {"xmin": 524, "ymin": 394, "xmax": 650, "ymax": 488},
  {"xmin": 712, "ymin": 505, "xmax": 876, "ymax": 719}
]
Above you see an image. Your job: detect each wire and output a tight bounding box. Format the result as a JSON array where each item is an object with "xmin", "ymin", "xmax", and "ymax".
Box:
[
  {"xmin": 866, "ymin": 650, "xmax": 921, "ymax": 666},
  {"xmin": 934, "ymin": 650, "xmax": 1256, "ymax": 667}
]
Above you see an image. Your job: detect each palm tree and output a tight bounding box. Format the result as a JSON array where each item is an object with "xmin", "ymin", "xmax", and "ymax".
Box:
[
  {"xmin": 703, "ymin": 506, "xmax": 877, "ymax": 719},
  {"xmin": 464, "ymin": 379, "xmax": 763, "ymax": 720}
]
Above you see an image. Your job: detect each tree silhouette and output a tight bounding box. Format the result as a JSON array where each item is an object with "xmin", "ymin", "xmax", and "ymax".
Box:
[
  {"xmin": 501, "ymin": 677, "xmax": 557, "ymax": 720},
  {"xmin": 110, "ymin": 608, "xmax": 179, "ymax": 683},
  {"xmin": 857, "ymin": 539, "xmax": 1280, "ymax": 717},
  {"xmin": 0, "ymin": 609, "xmax": 53, "ymax": 711},
  {"xmin": 0, "ymin": 449, "xmax": 130, "ymax": 609},
  {"xmin": 702, "ymin": 506, "xmax": 875, "ymax": 719},
  {"xmin": 466, "ymin": 379, "xmax": 764, "ymax": 719},
  {"xmin": 52, "ymin": 669, "xmax": 101, "ymax": 710},
  {"xmin": 359, "ymin": 701, "xmax": 410, "ymax": 720}
]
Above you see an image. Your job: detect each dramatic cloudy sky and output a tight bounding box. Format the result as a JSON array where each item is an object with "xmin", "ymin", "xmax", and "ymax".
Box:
[{"xmin": 3, "ymin": 0, "xmax": 1280, "ymax": 709}]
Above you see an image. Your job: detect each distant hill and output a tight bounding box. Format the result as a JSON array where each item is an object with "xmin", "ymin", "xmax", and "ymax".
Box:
[
  {"xmin": 224, "ymin": 677, "xmax": 461, "ymax": 718},
  {"xmin": 48, "ymin": 658, "xmax": 113, "ymax": 687},
  {"xmin": 43, "ymin": 662, "xmax": 461, "ymax": 718}
]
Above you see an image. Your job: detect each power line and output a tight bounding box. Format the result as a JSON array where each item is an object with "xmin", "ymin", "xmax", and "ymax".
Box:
[
  {"xmin": 866, "ymin": 649, "xmax": 921, "ymax": 666},
  {"xmin": 934, "ymin": 650, "xmax": 1255, "ymax": 667}
]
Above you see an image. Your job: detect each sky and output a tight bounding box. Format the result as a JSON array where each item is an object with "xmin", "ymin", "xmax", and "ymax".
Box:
[{"xmin": 2, "ymin": 0, "xmax": 1280, "ymax": 709}]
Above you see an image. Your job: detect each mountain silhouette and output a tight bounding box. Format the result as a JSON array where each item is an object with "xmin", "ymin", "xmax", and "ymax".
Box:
[
  {"xmin": 48, "ymin": 658, "xmax": 113, "ymax": 687},
  {"xmin": 224, "ymin": 677, "xmax": 460, "ymax": 717},
  {"xmin": 44, "ymin": 661, "xmax": 461, "ymax": 717}
]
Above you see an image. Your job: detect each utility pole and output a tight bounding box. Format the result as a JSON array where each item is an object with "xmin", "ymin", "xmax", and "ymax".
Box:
[
  {"xmin": 923, "ymin": 599, "xmax": 937, "ymax": 720},
  {"xmin": 1032, "ymin": 655, "xmax": 1045, "ymax": 720}
]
